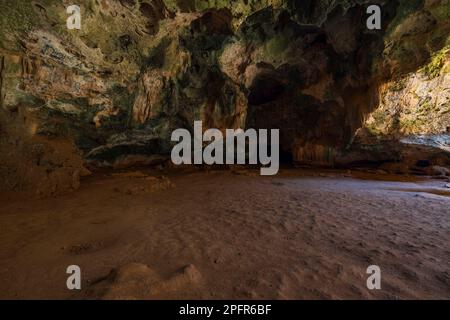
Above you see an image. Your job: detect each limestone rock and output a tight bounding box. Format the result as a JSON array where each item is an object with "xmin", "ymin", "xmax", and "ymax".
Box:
[{"xmin": 0, "ymin": 0, "xmax": 449, "ymax": 184}]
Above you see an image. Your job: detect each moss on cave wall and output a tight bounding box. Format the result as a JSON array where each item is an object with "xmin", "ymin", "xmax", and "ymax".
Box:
[
  {"xmin": 421, "ymin": 45, "xmax": 450, "ymax": 78},
  {"xmin": 0, "ymin": 0, "xmax": 42, "ymax": 50}
]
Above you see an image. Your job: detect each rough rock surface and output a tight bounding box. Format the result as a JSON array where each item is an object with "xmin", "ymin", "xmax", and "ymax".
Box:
[{"xmin": 1, "ymin": 0, "xmax": 449, "ymax": 193}]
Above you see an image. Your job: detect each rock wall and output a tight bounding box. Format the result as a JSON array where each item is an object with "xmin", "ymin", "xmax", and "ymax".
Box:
[
  {"xmin": 0, "ymin": 0, "xmax": 449, "ymax": 193},
  {"xmin": 366, "ymin": 48, "xmax": 450, "ymax": 136}
]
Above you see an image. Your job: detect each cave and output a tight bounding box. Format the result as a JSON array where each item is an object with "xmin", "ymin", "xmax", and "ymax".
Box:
[{"xmin": 0, "ymin": 0, "xmax": 449, "ymax": 301}]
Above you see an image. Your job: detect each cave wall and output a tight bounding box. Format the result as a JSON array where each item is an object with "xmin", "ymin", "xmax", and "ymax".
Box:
[{"xmin": 0, "ymin": 0, "xmax": 449, "ymax": 193}]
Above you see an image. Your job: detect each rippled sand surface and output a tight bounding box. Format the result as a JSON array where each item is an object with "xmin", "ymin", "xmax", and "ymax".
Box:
[{"xmin": 0, "ymin": 169, "xmax": 449, "ymax": 299}]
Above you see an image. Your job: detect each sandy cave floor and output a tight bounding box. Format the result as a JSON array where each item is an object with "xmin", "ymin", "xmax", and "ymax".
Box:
[{"xmin": 0, "ymin": 168, "xmax": 449, "ymax": 299}]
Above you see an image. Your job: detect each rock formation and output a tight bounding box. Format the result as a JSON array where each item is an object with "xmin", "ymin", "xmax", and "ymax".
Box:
[{"xmin": 0, "ymin": 0, "xmax": 449, "ymax": 194}]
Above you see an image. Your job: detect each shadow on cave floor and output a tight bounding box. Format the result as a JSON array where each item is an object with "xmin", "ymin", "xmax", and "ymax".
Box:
[{"xmin": 0, "ymin": 168, "xmax": 449, "ymax": 299}]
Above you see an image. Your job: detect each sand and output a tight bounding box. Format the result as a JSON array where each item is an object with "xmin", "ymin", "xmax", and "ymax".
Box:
[{"xmin": 0, "ymin": 169, "xmax": 449, "ymax": 299}]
